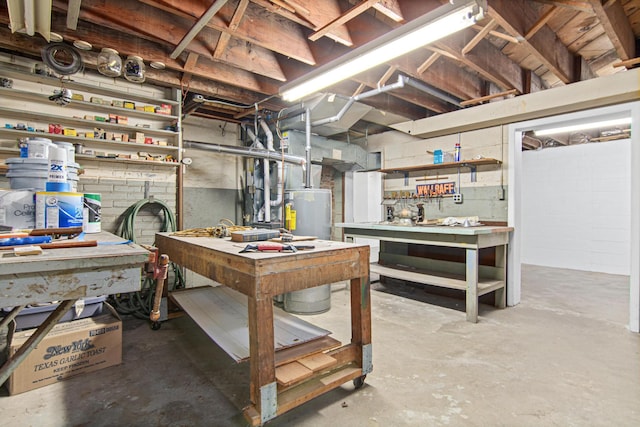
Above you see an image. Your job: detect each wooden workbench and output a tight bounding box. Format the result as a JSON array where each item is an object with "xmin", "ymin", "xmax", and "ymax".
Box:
[
  {"xmin": 337, "ymin": 222, "xmax": 513, "ymax": 323},
  {"xmin": 0, "ymin": 231, "xmax": 149, "ymax": 386},
  {"xmin": 154, "ymin": 233, "xmax": 371, "ymax": 426}
]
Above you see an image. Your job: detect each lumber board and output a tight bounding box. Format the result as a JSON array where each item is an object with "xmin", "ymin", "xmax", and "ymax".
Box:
[
  {"xmin": 297, "ymin": 353, "xmax": 337, "ymax": 372},
  {"xmin": 275, "ymin": 335, "xmax": 341, "ymax": 367},
  {"xmin": 276, "ymin": 361, "xmax": 313, "ymax": 387}
]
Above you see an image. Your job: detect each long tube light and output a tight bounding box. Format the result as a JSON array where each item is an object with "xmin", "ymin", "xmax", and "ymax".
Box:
[
  {"xmin": 280, "ymin": 0, "xmax": 486, "ymax": 102},
  {"xmin": 534, "ymin": 117, "xmax": 632, "ymax": 136}
]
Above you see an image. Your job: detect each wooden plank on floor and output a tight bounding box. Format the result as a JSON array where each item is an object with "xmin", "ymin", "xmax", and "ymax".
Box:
[
  {"xmin": 276, "ymin": 361, "xmax": 313, "ymax": 386},
  {"xmin": 275, "ymin": 335, "xmax": 341, "ymax": 367},
  {"xmin": 171, "ymin": 286, "xmax": 332, "ymax": 362},
  {"xmin": 297, "ymin": 353, "xmax": 337, "ymax": 372}
]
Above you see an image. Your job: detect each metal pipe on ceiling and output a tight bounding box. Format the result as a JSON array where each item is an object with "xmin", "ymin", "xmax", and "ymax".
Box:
[{"xmin": 183, "ymin": 140, "xmax": 307, "ymax": 169}]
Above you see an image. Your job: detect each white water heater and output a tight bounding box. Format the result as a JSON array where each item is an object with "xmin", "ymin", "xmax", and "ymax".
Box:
[{"xmin": 284, "ymin": 188, "xmax": 332, "ymax": 314}]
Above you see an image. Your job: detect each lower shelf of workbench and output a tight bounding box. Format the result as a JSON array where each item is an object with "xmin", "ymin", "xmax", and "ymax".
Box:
[{"xmin": 371, "ymin": 263, "xmax": 504, "ymax": 295}]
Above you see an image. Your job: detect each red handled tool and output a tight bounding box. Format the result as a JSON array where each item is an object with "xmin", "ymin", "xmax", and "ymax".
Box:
[
  {"xmin": 238, "ymin": 243, "xmax": 316, "ymax": 253},
  {"xmin": 239, "ymin": 243, "xmax": 296, "ymax": 253}
]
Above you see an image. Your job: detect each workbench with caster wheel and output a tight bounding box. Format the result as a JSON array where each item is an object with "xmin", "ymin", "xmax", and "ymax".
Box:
[{"xmin": 155, "ymin": 233, "xmax": 372, "ymax": 426}]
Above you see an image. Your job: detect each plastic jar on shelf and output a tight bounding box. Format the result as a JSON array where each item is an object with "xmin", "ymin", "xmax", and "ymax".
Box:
[
  {"xmin": 123, "ymin": 55, "xmax": 145, "ymax": 83},
  {"xmin": 97, "ymin": 48, "xmax": 122, "ymax": 77}
]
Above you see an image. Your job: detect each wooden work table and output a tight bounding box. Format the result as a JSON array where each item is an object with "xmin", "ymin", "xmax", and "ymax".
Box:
[
  {"xmin": 154, "ymin": 233, "xmax": 371, "ymax": 426},
  {"xmin": 0, "ymin": 231, "xmax": 149, "ymax": 386},
  {"xmin": 337, "ymin": 222, "xmax": 513, "ymax": 323}
]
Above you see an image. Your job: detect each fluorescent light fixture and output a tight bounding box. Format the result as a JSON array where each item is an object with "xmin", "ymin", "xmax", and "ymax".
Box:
[
  {"xmin": 280, "ymin": 0, "xmax": 486, "ymax": 102},
  {"xmin": 534, "ymin": 117, "xmax": 631, "ymax": 136}
]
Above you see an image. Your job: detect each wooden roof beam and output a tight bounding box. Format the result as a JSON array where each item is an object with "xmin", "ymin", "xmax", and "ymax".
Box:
[
  {"xmin": 373, "ymin": 0, "xmax": 404, "ymax": 22},
  {"xmin": 213, "ymin": 0, "xmax": 249, "ymax": 59},
  {"xmin": 142, "ymin": 0, "xmax": 317, "ymax": 65},
  {"xmin": 170, "ymin": 0, "xmax": 230, "ymax": 59},
  {"xmin": 50, "ymin": 0, "xmax": 286, "ymax": 82},
  {"xmin": 417, "ymin": 52, "xmax": 441, "ymax": 75},
  {"xmin": 252, "ymin": 0, "xmax": 353, "ymax": 46},
  {"xmin": 587, "ymin": 0, "xmax": 635, "ymax": 61},
  {"xmin": 460, "ymin": 88, "xmax": 518, "ymax": 106},
  {"xmin": 471, "ymin": 24, "xmax": 522, "ymax": 44},
  {"xmin": 433, "ymin": 32, "xmax": 525, "ymax": 93},
  {"xmin": 488, "ymin": 0, "xmax": 579, "ymax": 84},
  {"xmin": 308, "ymin": 0, "xmax": 378, "ymax": 43},
  {"xmin": 530, "ymin": 0, "xmax": 593, "ymax": 13},
  {"xmin": 462, "ymin": 19, "xmax": 498, "ymax": 55},
  {"xmin": 524, "ymin": 5, "xmax": 558, "ymax": 40}
]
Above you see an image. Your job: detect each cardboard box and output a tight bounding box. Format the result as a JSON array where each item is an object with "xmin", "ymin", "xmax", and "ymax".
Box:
[
  {"xmin": 135, "ymin": 132, "xmax": 145, "ymax": 144},
  {"xmin": 6, "ymin": 311, "xmax": 122, "ymax": 395}
]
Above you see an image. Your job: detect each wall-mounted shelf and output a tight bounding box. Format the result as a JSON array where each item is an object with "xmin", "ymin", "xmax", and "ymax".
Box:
[
  {"xmin": 0, "ymin": 67, "xmax": 182, "ymax": 164},
  {"xmin": 0, "ymin": 147, "xmax": 180, "ymax": 167},
  {"xmin": 0, "ymin": 87, "xmax": 179, "ymax": 121},
  {"xmin": 0, "ymin": 65, "xmax": 178, "ymax": 106},
  {"xmin": 379, "ymin": 158, "xmax": 501, "ymax": 182}
]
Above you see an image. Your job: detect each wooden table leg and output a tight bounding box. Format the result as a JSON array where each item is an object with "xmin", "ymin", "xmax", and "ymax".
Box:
[
  {"xmin": 350, "ymin": 276, "xmax": 372, "ymax": 376},
  {"xmin": 247, "ymin": 292, "xmax": 277, "ymax": 424},
  {"xmin": 494, "ymin": 245, "xmax": 507, "ymax": 309},
  {"xmin": 466, "ymin": 249, "xmax": 479, "ymax": 323}
]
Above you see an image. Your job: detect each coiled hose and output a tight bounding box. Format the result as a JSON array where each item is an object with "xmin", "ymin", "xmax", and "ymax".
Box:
[{"xmin": 109, "ymin": 199, "xmax": 185, "ymax": 319}]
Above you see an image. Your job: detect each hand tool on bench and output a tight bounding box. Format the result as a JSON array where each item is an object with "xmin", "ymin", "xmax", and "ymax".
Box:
[
  {"xmin": 238, "ymin": 243, "xmax": 315, "ymax": 253},
  {"xmin": 0, "ymin": 239, "xmax": 98, "ymax": 251},
  {"xmin": 240, "ymin": 242, "xmax": 296, "ymax": 253}
]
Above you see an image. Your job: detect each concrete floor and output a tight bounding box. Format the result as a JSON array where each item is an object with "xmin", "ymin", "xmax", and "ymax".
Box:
[{"xmin": 1, "ymin": 264, "xmax": 639, "ymax": 426}]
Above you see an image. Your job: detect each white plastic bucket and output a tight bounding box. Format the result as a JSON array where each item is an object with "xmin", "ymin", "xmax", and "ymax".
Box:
[
  {"xmin": 6, "ymin": 169, "xmax": 48, "ymax": 190},
  {"xmin": 53, "ymin": 141, "xmax": 75, "ymax": 165},
  {"xmin": 5, "ymin": 158, "xmax": 50, "ymax": 190},
  {"xmin": 48, "ymin": 146, "xmax": 67, "ymax": 183},
  {"xmin": 27, "ymin": 138, "xmax": 52, "ymax": 159}
]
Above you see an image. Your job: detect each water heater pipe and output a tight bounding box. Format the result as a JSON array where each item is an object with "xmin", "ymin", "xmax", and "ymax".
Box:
[{"xmin": 305, "ymin": 107, "xmax": 312, "ymax": 188}]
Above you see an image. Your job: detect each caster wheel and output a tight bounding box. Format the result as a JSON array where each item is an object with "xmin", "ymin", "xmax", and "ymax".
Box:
[
  {"xmin": 151, "ymin": 321, "xmax": 161, "ymax": 330},
  {"xmin": 353, "ymin": 375, "xmax": 366, "ymax": 389}
]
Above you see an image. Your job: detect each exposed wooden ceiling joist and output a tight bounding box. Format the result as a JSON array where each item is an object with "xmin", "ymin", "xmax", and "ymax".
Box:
[
  {"xmin": 170, "ymin": 0, "xmax": 230, "ymax": 59},
  {"xmin": 308, "ymin": 0, "xmax": 377, "ymax": 43},
  {"xmin": 0, "ymin": 0, "xmax": 637, "ymax": 139},
  {"xmin": 587, "ymin": 0, "xmax": 636, "ymax": 60},
  {"xmin": 489, "ymin": 0, "xmax": 581, "ymax": 85}
]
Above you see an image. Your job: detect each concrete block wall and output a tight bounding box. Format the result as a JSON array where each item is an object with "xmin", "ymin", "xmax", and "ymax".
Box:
[
  {"xmin": 181, "ymin": 116, "xmax": 243, "ymax": 228},
  {"xmin": 78, "ymin": 161, "xmax": 176, "ymax": 246},
  {"xmin": 367, "ymin": 127, "xmax": 509, "ymax": 221},
  {"xmin": 521, "ymin": 139, "xmax": 631, "ymax": 275}
]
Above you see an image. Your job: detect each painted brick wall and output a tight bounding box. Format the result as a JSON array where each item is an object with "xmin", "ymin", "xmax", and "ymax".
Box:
[
  {"xmin": 78, "ymin": 161, "xmax": 176, "ymax": 246},
  {"xmin": 0, "ymin": 53, "xmax": 178, "ymax": 246}
]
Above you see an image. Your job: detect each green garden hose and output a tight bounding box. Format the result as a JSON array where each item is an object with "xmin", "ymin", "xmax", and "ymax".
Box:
[{"xmin": 110, "ymin": 198, "xmax": 185, "ymax": 319}]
